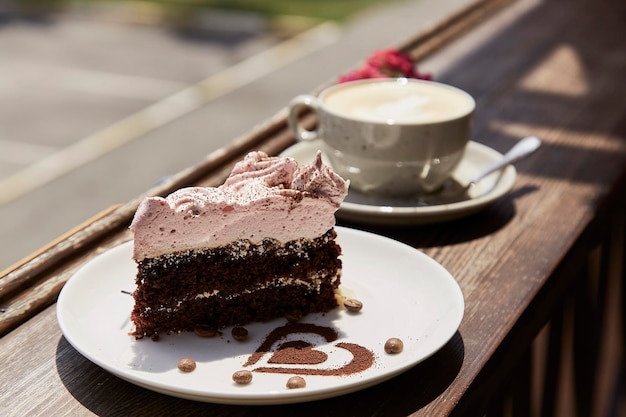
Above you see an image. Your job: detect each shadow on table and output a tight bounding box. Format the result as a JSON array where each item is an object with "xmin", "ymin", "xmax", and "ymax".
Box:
[{"xmin": 56, "ymin": 331, "xmax": 464, "ymax": 416}]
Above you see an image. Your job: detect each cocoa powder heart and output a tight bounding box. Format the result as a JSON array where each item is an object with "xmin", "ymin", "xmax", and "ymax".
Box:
[{"xmin": 268, "ymin": 341, "xmax": 328, "ymax": 365}]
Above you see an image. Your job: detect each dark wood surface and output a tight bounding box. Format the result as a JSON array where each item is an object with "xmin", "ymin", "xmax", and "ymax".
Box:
[{"xmin": 2, "ymin": 0, "xmax": 625, "ymax": 415}]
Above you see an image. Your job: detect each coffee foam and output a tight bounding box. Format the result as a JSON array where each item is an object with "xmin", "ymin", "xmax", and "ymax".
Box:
[{"xmin": 322, "ymin": 81, "xmax": 473, "ymax": 124}]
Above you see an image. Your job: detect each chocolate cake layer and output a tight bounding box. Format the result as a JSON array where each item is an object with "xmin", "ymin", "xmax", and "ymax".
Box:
[{"xmin": 131, "ymin": 230, "xmax": 342, "ymax": 339}]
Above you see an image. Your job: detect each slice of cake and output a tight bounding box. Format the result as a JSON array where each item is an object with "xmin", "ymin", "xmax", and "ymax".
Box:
[{"xmin": 129, "ymin": 151, "xmax": 348, "ymax": 340}]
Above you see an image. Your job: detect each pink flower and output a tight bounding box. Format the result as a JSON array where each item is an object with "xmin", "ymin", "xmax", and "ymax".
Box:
[
  {"xmin": 338, "ymin": 48, "xmax": 432, "ymax": 83},
  {"xmin": 367, "ymin": 48, "xmax": 416, "ymax": 77}
]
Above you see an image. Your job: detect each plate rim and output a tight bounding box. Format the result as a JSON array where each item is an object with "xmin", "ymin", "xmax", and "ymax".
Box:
[{"xmin": 57, "ymin": 227, "xmax": 464, "ymax": 405}]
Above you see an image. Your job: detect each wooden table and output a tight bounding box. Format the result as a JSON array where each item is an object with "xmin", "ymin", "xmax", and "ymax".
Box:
[{"xmin": 2, "ymin": 0, "xmax": 625, "ymax": 415}]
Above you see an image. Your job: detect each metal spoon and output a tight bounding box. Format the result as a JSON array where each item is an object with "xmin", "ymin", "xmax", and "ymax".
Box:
[{"xmin": 419, "ymin": 136, "xmax": 542, "ymax": 205}]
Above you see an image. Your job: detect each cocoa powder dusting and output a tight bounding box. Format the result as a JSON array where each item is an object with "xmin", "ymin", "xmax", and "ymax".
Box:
[
  {"xmin": 252, "ymin": 342, "xmax": 374, "ymax": 376},
  {"xmin": 268, "ymin": 341, "xmax": 328, "ymax": 365},
  {"xmin": 243, "ymin": 322, "xmax": 375, "ymax": 376},
  {"xmin": 243, "ymin": 322, "xmax": 338, "ymax": 367}
]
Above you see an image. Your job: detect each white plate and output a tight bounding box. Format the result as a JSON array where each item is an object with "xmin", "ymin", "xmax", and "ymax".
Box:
[
  {"xmin": 57, "ymin": 227, "xmax": 464, "ymax": 405},
  {"xmin": 280, "ymin": 140, "xmax": 516, "ymax": 225}
]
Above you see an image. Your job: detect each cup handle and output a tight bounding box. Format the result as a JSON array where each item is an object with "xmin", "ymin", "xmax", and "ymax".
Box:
[{"xmin": 287, "ymin": 94, "xmax": 320, "ymax": 142}]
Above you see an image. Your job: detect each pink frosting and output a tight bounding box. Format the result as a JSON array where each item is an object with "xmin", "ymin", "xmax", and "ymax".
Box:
[{"xmin": 130, "ymin": 151, "xmax": 348, "ymax": 260}]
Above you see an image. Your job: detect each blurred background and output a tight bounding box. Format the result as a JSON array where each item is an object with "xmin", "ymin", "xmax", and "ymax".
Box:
[{"xmin": 0, "ymin": 0, "xmax": 445, "ymax": 271}]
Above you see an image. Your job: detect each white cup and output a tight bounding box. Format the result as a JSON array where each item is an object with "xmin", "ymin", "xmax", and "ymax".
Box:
[{"xmin": 287, "ymin": 78, "xmax": 475, "ymax": 196}]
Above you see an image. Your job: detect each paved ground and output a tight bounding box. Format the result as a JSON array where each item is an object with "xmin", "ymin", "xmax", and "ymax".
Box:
[{"xmin": 0, "ymin": 0, "xmax": 472, "ymax": 270}]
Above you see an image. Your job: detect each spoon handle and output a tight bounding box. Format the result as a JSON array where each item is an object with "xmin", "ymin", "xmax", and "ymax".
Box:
[{"xmin": 470, "ymin": 136, "xmax": 541, "ymax": 185}]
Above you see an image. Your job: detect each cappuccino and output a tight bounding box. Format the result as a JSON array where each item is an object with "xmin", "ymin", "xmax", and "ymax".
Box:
[
  {"xmin": 287, "ymin": 79, "xmax": 475, "ymax": 195},
  {"xmin": 322, "ymin": 79, "xmax": 474, "ymax": 124}
]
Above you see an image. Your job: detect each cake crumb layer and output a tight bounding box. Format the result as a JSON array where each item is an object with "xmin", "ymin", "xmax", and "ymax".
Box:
[{"xmin": 131, "ymin": 231, "xmax": 342, "ymax": 339}]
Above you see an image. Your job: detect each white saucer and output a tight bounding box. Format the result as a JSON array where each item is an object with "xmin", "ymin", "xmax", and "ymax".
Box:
[
  {"xmin": 280, "ymin": 140, "xmax": 516, "ymax": 225},
  {"xmin": 57, "ymin": 227, "xmax": 463, "ymax": 405}
]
